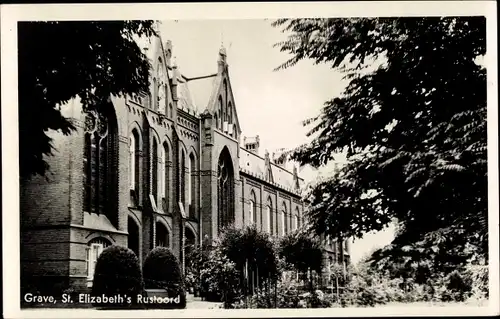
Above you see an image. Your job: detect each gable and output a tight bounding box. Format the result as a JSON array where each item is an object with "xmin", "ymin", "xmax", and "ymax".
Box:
[
  {"xmin": 138, "ymin": 34, "xmax": 174, "ymax": 115},
  {"xmin": 203, "ymin": 51, "xmax": 242, "ymax": 137}
]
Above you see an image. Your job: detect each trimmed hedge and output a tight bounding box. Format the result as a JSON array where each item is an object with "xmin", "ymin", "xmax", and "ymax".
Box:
[
  {"xmin": 91, "ymin": 245, "xmax": 145, "ymax": 309},
  {"xmin": 142, "ymin": 247, "xmax": 186, "ymax": 309}
]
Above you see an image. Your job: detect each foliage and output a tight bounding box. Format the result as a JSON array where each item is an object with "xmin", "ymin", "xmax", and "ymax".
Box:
[
  {"xmin": 200, "ymin": 248, "xmax": 242, "ymax": 308},
  {"xmin": 233, "ymin": 276, "xmax": 331, "ymax": 309},
  {"xmin": 91, "ymin": 245, "xmax": 144, "ymax": 308},
  {"xmin": 464, "ymin": 264, "xmax": 489, "ymax": 301},
  {"xmin": 185, "ymin": 243, "xmax": 211, "ymax": 295},
  {"xmin": 18, "ymin": 21, "xmax": 157, "ymax": 179},
  {"xmin": 218, "ymin": 225, "xmax": 280, "ymax": 285},
  {"xmin": 272, "ymin": 17, "xmax": 487, "ymax": 270},
  {"xmin": 142, "ymin": 246, "xmax": 186, "ymax": 309},
  {"xmin": 278, "ymin": 229, "xmax": 323, "ymax": 274}
]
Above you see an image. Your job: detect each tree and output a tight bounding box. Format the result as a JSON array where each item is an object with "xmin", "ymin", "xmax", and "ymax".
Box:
[
  {"xmin": 218, "ymin": 225, "xmax": 280, "ymax": 287},
  {"xmin": 272, "ymin": 18, "xmax": 487, "ymax": 268},
  {"xmin": 18, "ymin": 21, "xmax": 157, "ymax": 180},
  {"xmin": 278, "ymin": 229, "xmax": 323, "ymax": 292},
  {"xmin": 279, "ymin": 229, "xmax": 323, "ymax": 274}
]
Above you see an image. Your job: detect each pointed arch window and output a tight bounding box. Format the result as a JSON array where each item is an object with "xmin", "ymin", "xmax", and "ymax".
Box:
[
  {"xmin": 266, "ymin": 198, "xmax": 273, "ymax": 234},
  {"xmin": 293, "ymin": 207, "xmax": 299, "ymax": 230},
  {"xmin": 218, "ymin": 96, "xmax": 223, "ymax": 130},
  {"xmin": 162, "ymin": 142, "xmax": 170, "ymax": 212},
  {"xmin": 161, "ymin": 146, "xmax": 166, "ymax": 200},
  {"xmin": 83, "ymin": 109, "xmax": 118, "ymax": 226},
  {"xmin": 217, "ymin": 148, "xmax": 234, "ymax": 233},
  {"xmin": 153, "ymin": 78, "xmax": 158, "ymax": 111},
  {"xmin": 129, "ymin": 134, "xmax": 135, "ymax": 189},
  {"xmin": 180, "ymin": 151, "xmax": 186, "ymax": 204},
  {"xmin": 282, "ymin": 203, "xmax": 287, "ymax": 235},
  {"xmin": 151, "ymin": 137, "xmax": 159, "ymax": 203},
  {"xmin": 249, "ymin": 190, "xmax": 257, "ymax": 225},
  {"xmin": 129, "ymin": 129, "xmax": 141, "ymax": 205},
  {"xmin": 189, "ymin": 153, "xmax": 196, "ymax": 219}
]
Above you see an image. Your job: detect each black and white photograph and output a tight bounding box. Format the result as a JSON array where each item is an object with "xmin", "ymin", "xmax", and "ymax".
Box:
[{"xmin": 1, "ymin": 2, "xmax": 498, "ymax": 318}]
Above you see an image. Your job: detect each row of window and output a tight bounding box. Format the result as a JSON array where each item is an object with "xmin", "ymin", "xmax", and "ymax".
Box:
[
  {"xmin": 214, "ymin": 81, "xmax": 238, "ymax": 139},
  {"xmin": 247, "ymin": 193, "xmax": 304, "ymax": 235},
  {"xmin": 129, "ymin": 128, "xmax": 198, "ymax": 218}
]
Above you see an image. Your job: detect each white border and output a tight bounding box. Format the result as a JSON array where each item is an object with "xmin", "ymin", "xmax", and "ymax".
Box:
[{"xmin": 1, "ymin": 2, "xmax": 498, "ymax": 318}]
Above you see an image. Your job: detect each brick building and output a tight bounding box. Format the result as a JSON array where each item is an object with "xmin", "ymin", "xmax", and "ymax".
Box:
[{"xmin": 20, "ymin": 33, "xmax": 349, "ymax": 294}]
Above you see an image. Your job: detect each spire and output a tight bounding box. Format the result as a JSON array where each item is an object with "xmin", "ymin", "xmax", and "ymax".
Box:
[{"xmin": 219, "ymin": 45, "xmax": 227, "ymax": 63}]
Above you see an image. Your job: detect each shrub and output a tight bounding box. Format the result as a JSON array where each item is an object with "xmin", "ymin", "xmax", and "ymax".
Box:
[
  {"xmin": 464, "ymin": 264, "xmax": 488, "ymax": 304},
  {"xmin": 91, "ymin": 245, "xmax": 144, "ymax": 309},
  {"xmin": 200, "ymin": 248, "xmax": 241, "ymax": 308},
  {"xmin": 233, "ymin": 278, "xmax": 332, "ymax": 309},
  {"xmin": 142, "ymin": 247, "xmax": 186, "ymax": 309},
  {"xmin": 185, "ymin": 243, "xmax": 211, "ymax": 296}
]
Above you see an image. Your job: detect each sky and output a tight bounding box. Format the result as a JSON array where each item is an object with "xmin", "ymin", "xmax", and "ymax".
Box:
[{"xmin": 159, "ymin": 20, "xmax": 394, "ymax": 263}]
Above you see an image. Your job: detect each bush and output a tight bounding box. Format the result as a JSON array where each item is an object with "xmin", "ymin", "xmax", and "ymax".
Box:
[
  {"xmin": 185, "ymin": 243, "xmax": 210, "ymax": 296},
  {"xmin": 142, "ymin": 247, "xmax": 186, "ymax": 309},
  {"xmin": 200, "ymin": 248, "xmax": 241, "ymax": 308},
  {"xmin": 464, "ymin": 264, "xmax": 488, "ymax": 303},
  {"xmin": 233, "ymin": 278, "xmax": 332, "ymax": 309},
  {"xmin": 91, "ymin": 245, "xmax": 144, "ymax": 309}
]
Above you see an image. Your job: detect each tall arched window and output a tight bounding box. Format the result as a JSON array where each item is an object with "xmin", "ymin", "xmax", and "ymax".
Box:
[
  {"xmin": 163, "ymin": 142, "xmax": 170, "ymax": 211},
  {"xmin": 129, "ymin": 129, "xmax": 141, "ymax": 205},
  {"xmin": 249, "ymin": 190, "xmax": 257, "ymax": 225},
  {"xmin": 83, "ymin": 109, "xmax": 118, "ymax": 226},
  {"xmin": 152, "ymin": 137, "xmax": 158, "ymax": 202},
  {"xmin": 129, "ymin": 134, "xmax": 135, "ymax": 189},
  {"xmin": 223, "ymin": 80, "xmax": 228, "ymax": 121},
  {"xmin": 217, "ymin": 148, "xmax": 234, "ymax": 233},
  {"xmin": 218, "ymin": 96, "xmax": 223, "ymax": 130},
  {"xmin": 161, "ymin": 146, "xmax": 166, "ymax": 199},
  {"xmin": 189, "ymin": 153, "xmax": 196, "ymax": 218},
  {"xmin": 228, "ymin": 102, "xmax": 233, "ymax": 125},
  {"xmin": 180, "ymin": 150, "xmax": 186, "ymax": 204},
  {"xmin": 152, "ymin": 78, "xmax": 158, "ymax": 111},
  {"xmin": 294, "ymin": 207, "xmax": 299, "ymax": 230},
  {"xmin": 266, "ymin": 197, "xmax": 273, "ymax": 234},
  {"xmin": 282, "ymin": 203, "xmax": 287, "ymax": 235},
  {"xmin": 157, "ymin": 60, "xmax": 165, "ymax": 114},
  {"xmin": 169, "ymin": 103, "xmax": 173, "ymax": 118},
  {"xmin": 275, "ymin": 205, "xmax": 279, "ymax": 235},
  {"xmin": 297, "ymin": 207, "xmax": 302, "ymax": 228}
]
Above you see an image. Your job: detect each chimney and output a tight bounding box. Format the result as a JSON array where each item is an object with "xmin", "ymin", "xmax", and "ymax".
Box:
[
  {"xmin": 243, "ymin": 135, "xmax": 260, "ymax": 154},
  {"xmin": 293, "ymin": 166, "xmax": 300, "ymax": 190}
]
